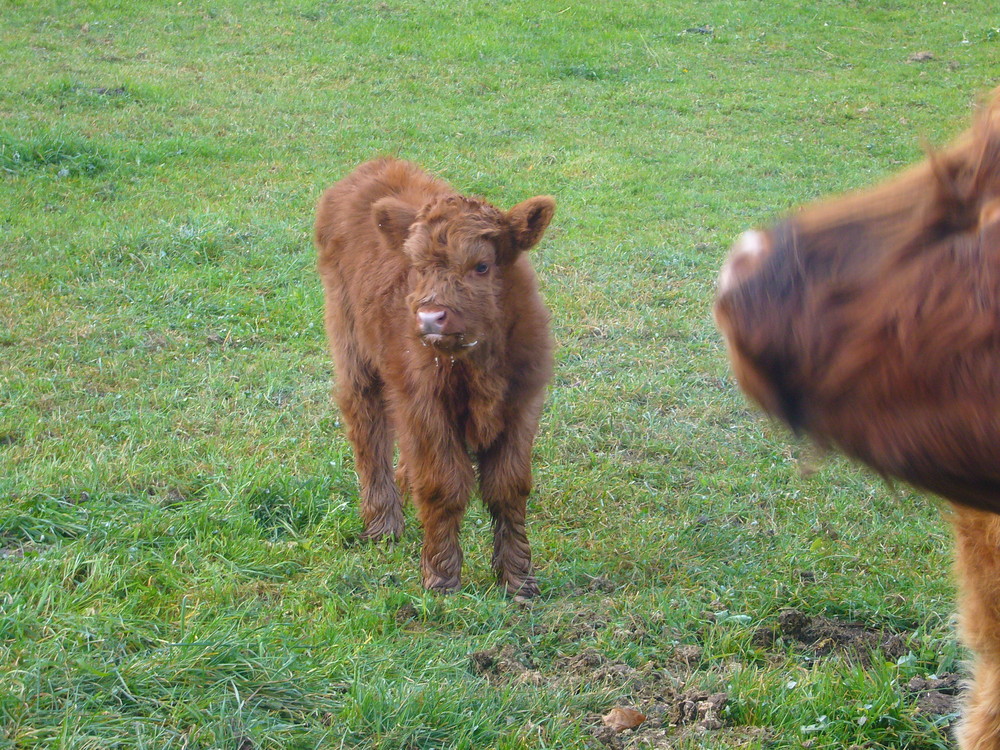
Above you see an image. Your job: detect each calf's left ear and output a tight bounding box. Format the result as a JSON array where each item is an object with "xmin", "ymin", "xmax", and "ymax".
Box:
[{"xmin": 507, "ymin": 196, "xmax": 556, "ymax": 255}]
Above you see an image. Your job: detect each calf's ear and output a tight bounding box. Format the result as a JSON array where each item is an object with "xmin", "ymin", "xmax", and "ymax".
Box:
[
  {"xmin": 507, "ymin": 196, "xmax": 556, "ymax": 255},
  {"xmin": 372, "ymin": 197, "xmax": 417, "ymax": 248}
]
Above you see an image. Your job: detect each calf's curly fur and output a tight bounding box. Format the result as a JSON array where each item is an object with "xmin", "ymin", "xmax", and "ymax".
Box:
[{"xmin": 315, "ymin": 158, "xmax": 554, "ymax": 596}]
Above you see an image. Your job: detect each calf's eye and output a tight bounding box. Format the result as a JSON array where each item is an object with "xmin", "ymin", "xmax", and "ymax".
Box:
[{"xmin": 474, "ymin": 262, "xmax": 491, "ymax": 275}]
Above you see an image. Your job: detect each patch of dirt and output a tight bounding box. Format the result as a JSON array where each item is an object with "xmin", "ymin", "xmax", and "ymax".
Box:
[
  {"xmin": 753, "ymin": 608, "xmax": 909, "ymax": 666},
  {"xmin": 142, "ymin": 331, "xmax": 174, "ymax": 351},
  {"xmin": 473, "ymin": 606, "xmax": 951, "ymax": 747},
  {"xmin": 554, "ymin": 648, "xmax": 652, "ymax": 693},
  {"xmin": 568, "ymin": 574, "xmax": 618, "ymax": 596},
  {"xmin": 469, "ymin": 644, "xmax": 544, "ymax": 686},
  {"xmin": 907, "ymin": 674, "xmax": 963, "ymax": 717},
  {"xmin": 0, "ymin": 544, "xmax": 27, "ymax": 560},
  {"xmin": 587, "ymin": 575, "xmax": 617, "ymax": 594},
  {"xmin": 471, "ymin": 643, "xmax": 734, "ymax": 746},
  {"xmin": 559, "ymin": 610, "xmax": 610, "ymax": 641},
  {"xmin": 93, "ymin": 86, "xmax": 128, "ymax": 97},
  {"xmin": 393, "ymin": 602, "xmax": 418, "ymax": 624},
  {"xmin": 605, "ymin": 726, "xmax": 774, "ymax": 749},
  {"xmin": 671, "ymin": 690, "xmax": 728, "ymax": 729},
  {"xmin": 587, "ymin": 690, "xmax": 731, "ymax": 748},
  {"xmin": 670, "ymin": 644, "xmax": 703, "ymax": 668}
]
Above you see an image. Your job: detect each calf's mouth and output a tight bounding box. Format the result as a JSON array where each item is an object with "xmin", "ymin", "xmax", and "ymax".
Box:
[{"xmin": 420, "ymin": 332, "xmax": 480, "ymax": 354}]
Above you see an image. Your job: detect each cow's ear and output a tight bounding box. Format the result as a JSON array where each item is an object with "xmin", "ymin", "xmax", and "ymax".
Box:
[
  {"xmin": 507, "ymin": 196, "xmax": 555, "ymax": 256},
  {"xmin": 373, "ymin": 197, "xmax": 417, "ymax": 248}
]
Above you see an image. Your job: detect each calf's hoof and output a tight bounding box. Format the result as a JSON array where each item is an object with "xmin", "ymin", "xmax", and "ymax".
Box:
[
  {"xmin": 360, "ymin": 514, "xmax": 404, "ymax": 543},
  {"xmin": 501, "ymin": 574, "xmax": 540, "ymax": 599},
  {"xmin": 423, "ymin": 572, "xmax": 462, "ymax": 594}
]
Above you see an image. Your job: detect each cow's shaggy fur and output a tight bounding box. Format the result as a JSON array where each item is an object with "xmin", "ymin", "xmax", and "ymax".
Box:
[
  {"xmin": 315, "ymin": 158, "xmax": 555, "ymax": 596},
  {"xmin": 715, "ymin": 90, "xmax": 1000, "ymax": 748}
]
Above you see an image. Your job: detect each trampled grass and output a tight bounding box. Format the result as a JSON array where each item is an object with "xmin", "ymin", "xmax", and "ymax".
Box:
[{"xmin": 2, "ymin": 1, "xmax": 998, "ymax": 747}]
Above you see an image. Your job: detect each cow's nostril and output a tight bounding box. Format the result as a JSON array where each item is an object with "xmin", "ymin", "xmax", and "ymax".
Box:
[{"xmin": 719, "ymin": 230, "xmax": 769, "ymax": 293}]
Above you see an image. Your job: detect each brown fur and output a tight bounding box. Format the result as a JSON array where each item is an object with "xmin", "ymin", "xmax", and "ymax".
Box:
[
  {"xmin": 315, "ymin": 157, "xmax": 555, "ymax": 596},
  {"xmin": 715, "ymin": 89, "xmax": 1000, "ymax": 748}
]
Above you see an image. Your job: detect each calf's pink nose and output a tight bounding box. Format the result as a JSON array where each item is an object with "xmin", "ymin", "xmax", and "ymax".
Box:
[{"xmin": 418, "ymin": 308, "xmax": 448, "ymax": 335}]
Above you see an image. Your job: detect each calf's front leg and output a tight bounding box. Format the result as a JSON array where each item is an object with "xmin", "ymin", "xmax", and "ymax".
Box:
[
  {"xmin": 402, "ymin": 432, "xmax": 474, "ymax": 593},
  {"xmin": 478, "ymin": 427, "xmax": 539, "ymax": 598}
]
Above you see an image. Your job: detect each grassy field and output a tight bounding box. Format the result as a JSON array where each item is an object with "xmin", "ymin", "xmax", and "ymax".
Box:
[{"xmin": 2, "ymin": 1, "xmax": 999, "ymax": 747}]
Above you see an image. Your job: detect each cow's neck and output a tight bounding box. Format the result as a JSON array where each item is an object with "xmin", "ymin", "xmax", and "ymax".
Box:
[{"xmin": 420, "ymin": 345, "xmax": 506, "ymax": 450}]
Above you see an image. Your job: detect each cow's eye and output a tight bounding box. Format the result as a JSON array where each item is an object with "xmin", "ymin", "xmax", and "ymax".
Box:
[{"xmin": 474, "ymin": 262, "xmax": 491, "ymax": 275}]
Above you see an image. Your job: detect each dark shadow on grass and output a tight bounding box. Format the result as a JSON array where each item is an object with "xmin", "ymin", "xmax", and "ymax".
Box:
[{"xmin": 246, "ymin": 478, "xmax": 338, "ymax": 540}]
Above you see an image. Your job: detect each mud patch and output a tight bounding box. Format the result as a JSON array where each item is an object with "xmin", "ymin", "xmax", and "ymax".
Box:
[
  {"xmin": 594, "ymin": 725, "xmax": 773, "ymax": 749},
  {"xmin": 671, "ymin": 690, "xmax": 728, "ymax": 730},
  {"xmin": 555, "ymin": 648, "xmax": 650, "ymax": 692},
  {"xmin": 0, "ymin": 543, "xmax": 29, "ymax": 560},
  {"xmin": 670, "ymin": 644, "xmax": 704, "ymax": 669},
  {"xmin": 469, "ymin": 644, "xmax": 544, "ymax": 686},
  {"xmin": 587, "ymin": 690, "xmax": 731, "ymax": 748},
  {"xmin": 753, "ymin": 608, "xmax": 908, "ymax": 666},
  {"xmin": 586, "ymin": 575, "xmax": 617, "ymax": 594},
  {"xmin": 470, "ymin": 643, "xmax": 663, "ymax": 695},
  {"xmin": 907, "ymin": 674, "xmax": 963, "ymax": 718},
  {"xmin": 393, "ymin": 602, "xmax": 419, "ymax": 625},
  {"xmin": 471, "ymin": 643, "xmax": 734, "ymax": 745}
]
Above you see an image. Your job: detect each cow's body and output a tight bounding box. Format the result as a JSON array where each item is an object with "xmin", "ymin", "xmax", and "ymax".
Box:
[
  {"xmin": 315, "ymin": 158, "xmax": 555, "ymax": 596},
  {"xmin": 716, "ymin": 91, "xmax": 1000, "ymax": 748}
]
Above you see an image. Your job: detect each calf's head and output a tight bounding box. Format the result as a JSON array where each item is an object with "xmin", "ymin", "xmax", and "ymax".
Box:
[{"xmin": 373, "ymin": 192, "xmax": 555, "ymax": 355}]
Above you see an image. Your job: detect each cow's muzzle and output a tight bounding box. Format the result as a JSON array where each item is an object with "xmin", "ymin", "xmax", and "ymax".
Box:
[
  {"xmin": 417, "ymin": 305, "xmax": 474, "ymax": 352},
  {"xmin": 718, "ymin": 230, "xmax": 770, "ymax": 294}
]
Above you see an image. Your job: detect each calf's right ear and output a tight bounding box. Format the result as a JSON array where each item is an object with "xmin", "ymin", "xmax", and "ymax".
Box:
[
  {"xmin": 507, "ymin": 196, "xmax": 556, "ymax": 255},
  {"xmin": 372, "ymin": 197, "xmax": 417, "ymax": 248}
]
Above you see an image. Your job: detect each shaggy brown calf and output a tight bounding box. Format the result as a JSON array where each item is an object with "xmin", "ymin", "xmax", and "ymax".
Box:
[
  {"xmin": 715, "ymin": 90, "xmax": 1000, "ymax": 748},
  {"xmin": 315, "ymin": 158, "xmax": 555, "ymax": 597}
]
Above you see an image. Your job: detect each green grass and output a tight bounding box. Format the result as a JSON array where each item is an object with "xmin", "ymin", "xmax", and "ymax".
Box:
[{"xmin": 2, "ymin": 1, "xmax": 997, "ymax": 747}]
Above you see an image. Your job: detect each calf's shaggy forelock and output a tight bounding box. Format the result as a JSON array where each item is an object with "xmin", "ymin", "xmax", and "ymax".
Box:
[
  {"xmin": 715, "ymin": 89, "xmax": 1000, "ymax": 748},
  {"xmin": 315, "ymin": 157, "xmax": 554, "ymax": 597}
]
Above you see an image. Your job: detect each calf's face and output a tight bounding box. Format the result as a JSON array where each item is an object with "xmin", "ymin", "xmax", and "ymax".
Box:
[{"xmin": 374, "ymin": 194, "xmax": 555, "ymax": 355}]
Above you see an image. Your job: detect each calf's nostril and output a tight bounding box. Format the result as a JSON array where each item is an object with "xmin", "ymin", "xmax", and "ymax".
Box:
[{"xmin": 418, "ymin": 309, "xmax": 448, "ymax": 334}]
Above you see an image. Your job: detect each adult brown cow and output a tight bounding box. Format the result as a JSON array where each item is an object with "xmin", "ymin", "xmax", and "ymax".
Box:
[
  {"xmin": 715, "ymin": 90, "xmax": 1000, "ymax": 748},
  {"xmin": 315, "ymin": 157, "xmax": 555, "ymax": 597}
]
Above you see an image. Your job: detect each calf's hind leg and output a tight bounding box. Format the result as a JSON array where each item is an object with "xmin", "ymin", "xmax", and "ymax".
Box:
[
  {"xmin": 336, "ymin": 368, "xmax": 404, "ymax": 541},
  {"xmin": 953, "ymin": 506, "xmax": 1000, "ymax": 750}
]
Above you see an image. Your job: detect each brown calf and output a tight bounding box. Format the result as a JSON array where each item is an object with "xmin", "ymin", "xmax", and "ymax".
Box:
[
  {"xmin": 715, "ymin": 91, "xmax": 1000, "ymax": 748},
  {"xmin": 315, "ymin": 158, "xmax": 555, "ymax": 597}
]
